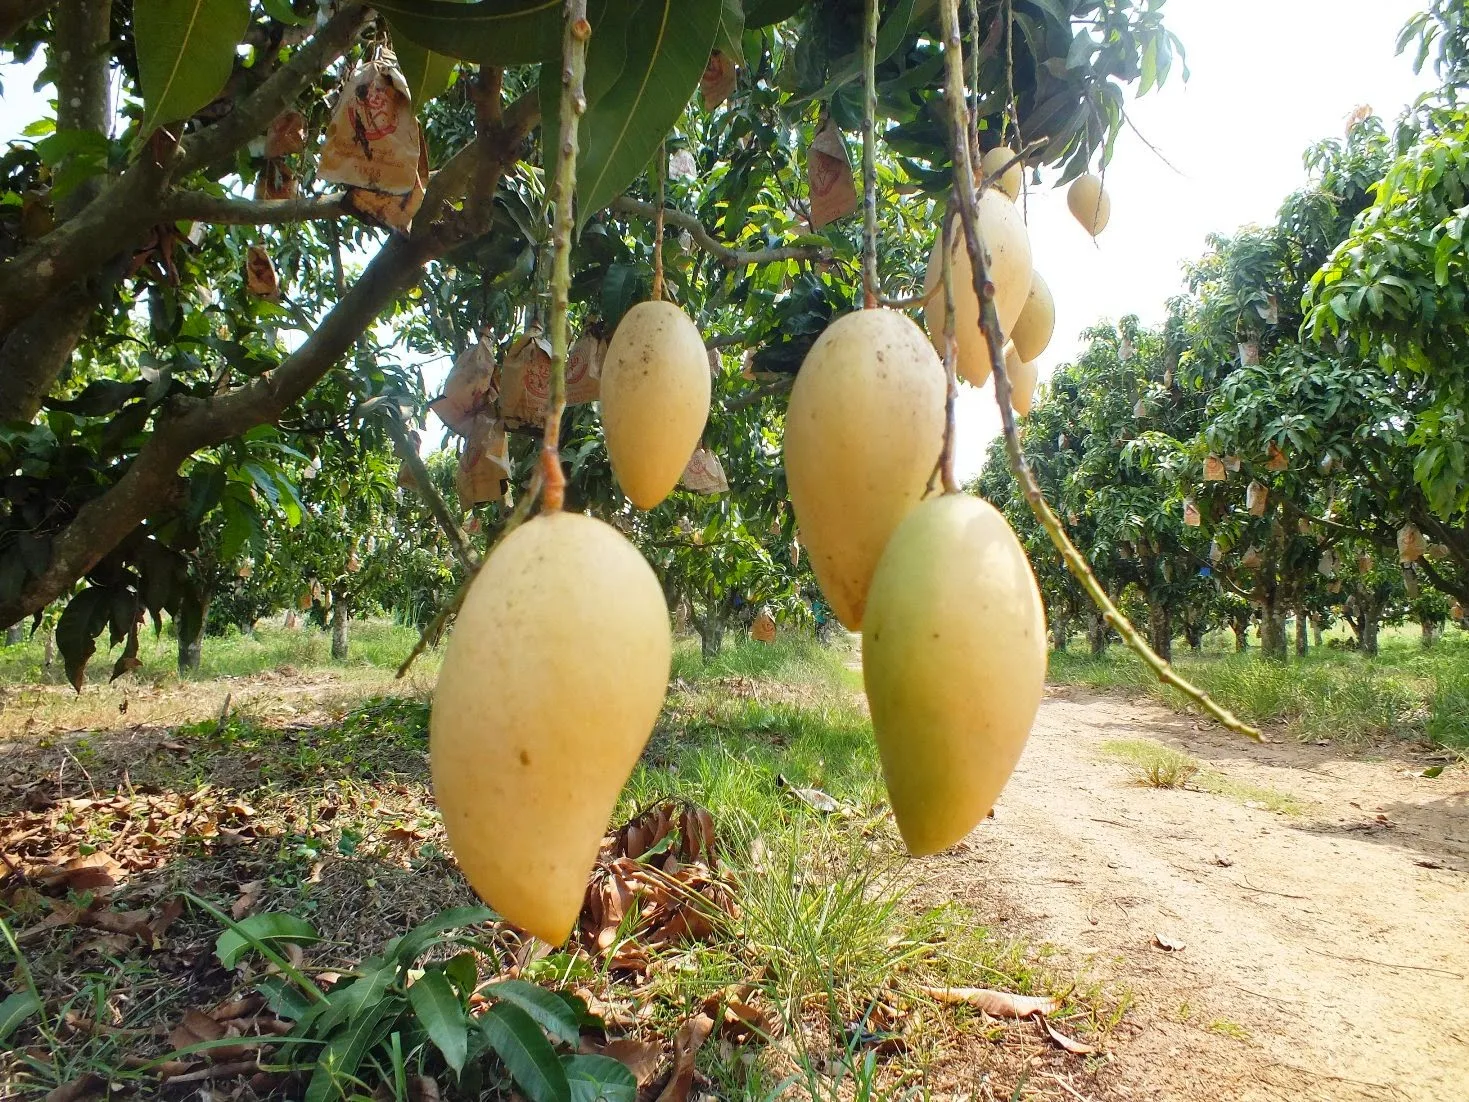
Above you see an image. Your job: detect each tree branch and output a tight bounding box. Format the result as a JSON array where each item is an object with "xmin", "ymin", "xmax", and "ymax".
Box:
[
  {"xmin": 370, "ymin": 402, "xmax": 477, "ymax": 571},
  {"xmin": 724, "ymin": 377, "xmax": 793, "ymax": 412},
  {"xmin": 53, "ymin": 0, "xmax": 113, "ymax": 219},
  {"xmin": 608, "ymin": 196, "xmax": 831, "ymax": 267},
  {"xmin": 0, "ymin": 90, "xmax": 540, "ymax": 627},
  {"xmin": 163, "ymin": 190, "xmax": 349, "ymax": 225},
  {"xmin": 0, "ymin": 0, "xmax": 55, "ymax": 42}
]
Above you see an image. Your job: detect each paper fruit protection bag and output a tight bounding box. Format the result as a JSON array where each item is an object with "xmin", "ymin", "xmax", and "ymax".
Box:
[
  {"xmin": 499, "ymin": 329, "xmax": 606, "ymax": 430},
  {"xmin": 806, "ymin": 115, "xmax": 858, "ymax": 230},
  {"xmin": 320, "ymin": 58, "xmax": 422, "ymax": 195}
]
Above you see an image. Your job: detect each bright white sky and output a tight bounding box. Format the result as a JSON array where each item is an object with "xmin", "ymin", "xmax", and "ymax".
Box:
[{"xmin": 0, "ymin": 1, "xmax": 1438, "ymax": 476}]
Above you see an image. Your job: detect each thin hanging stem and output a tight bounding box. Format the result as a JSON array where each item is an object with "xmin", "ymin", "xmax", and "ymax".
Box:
[
  {"xmin": 540, "ymin": 0, "xmax": 591, "ymax": 513},
  {"xmin": 935, "ymin": 0, "xmax": 1260, "ymax": 742},
  {"xmin": 966, "ymin": 0, "xmax": 981, "ymax": 169},
  {"xmin": 860, "ymin": 0, "xmax": 880, "ymax": 309},
  {"xmin": 936, "ymin": 205, "xmax": 959, "ymax": 494},
  {"xmin": 652, "ymin": 145, "xmax": 667, "ymax": 301}
]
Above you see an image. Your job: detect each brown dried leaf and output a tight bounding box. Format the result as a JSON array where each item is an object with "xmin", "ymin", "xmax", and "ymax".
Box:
[
  {"xmin": 655, "ymin": 1013, "xmax": 715, "ymax": 1102},
  {"xmin": 170, "ymin": 1007, "xmax": 226, "ymax": 1052},
  {"xmin": 232, "ymin": 881, "xmax": 264, "ymax": 920},
  {"xmin": 1038, "ymin": 1013, "xmax": 1097, "ymax": 1055},
  {"xmin": 598, "ymin": 1037, "xmax": 662, "ymax": 1085},
  {"xmin": 150, "ymin": 896, "xmax": 184, "ymax": 940},
  {"xmin": 36, "ymin": 854, "xmax": 123, "ymax": 895},
  {"xmin": 722, "ymin": 998, "xmax": 776, "ymax": 1040},
  {"xmin": 915, "ymin": 985, "xmax": 1059, "ymax": 1018},
  {"xmin": 43, "ymin": 1073, "xmax": 104, "ymax": 1102},
  {"xmin": 88, "ymin": 908, "xmax": 156, "ymax": 942}
]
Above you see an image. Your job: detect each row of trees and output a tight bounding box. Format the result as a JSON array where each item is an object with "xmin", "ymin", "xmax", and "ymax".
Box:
[{"xmin": 980, "ymin": 20, "xmax": 1469, "ymax": 659}]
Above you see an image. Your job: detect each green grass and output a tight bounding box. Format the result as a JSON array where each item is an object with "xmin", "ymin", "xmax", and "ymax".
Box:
[
  {"xmin": 1101, "ymin": 738, "xmax": 1309, "ymax": 815},
  {"xmin": 1053, "ymin": 626, "xmax": 1469, "ymax": 748}
]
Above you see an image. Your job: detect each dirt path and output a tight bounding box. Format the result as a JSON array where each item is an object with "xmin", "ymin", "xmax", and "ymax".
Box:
[{"xmin": 915, "ymin": 687, "xmax": 1469, "ymax": 1101}]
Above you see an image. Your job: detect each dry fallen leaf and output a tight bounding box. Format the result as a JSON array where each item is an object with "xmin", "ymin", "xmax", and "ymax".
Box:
[
  {"xmin": 915, "ymin": 985, "xmax": 1060, "ymax": 1018},
  {"xmin": 232, "ymin": 881, "xmax": 264, "ymax": 920},
  {"xmin": 1038, "ymin": 1013, "xmax": 1097, "ymax": 1055},
  {"xmin": 169, "ymin": 1007, "xmax": 225, "ymax": 1052},
  {"xmin": 596, "ymin": 1037, "xmax": 662, "ymax": 1085},
  {"xmin": 42, "ymin": 1072, "xmax": 104, "ymax": 1102},
  {"xmin": 1152, "ymin": 933, "xmax": 1186, "ymax": 952},
  {"xmin": 655, "ymin": 1013, "xmax": 715, "ymax": 1102}
]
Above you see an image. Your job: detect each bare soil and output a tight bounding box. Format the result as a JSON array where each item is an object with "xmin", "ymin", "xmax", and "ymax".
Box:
[{"xmin": 917, "ymin": 687, "xmax": 1469, "ymax": 1101}]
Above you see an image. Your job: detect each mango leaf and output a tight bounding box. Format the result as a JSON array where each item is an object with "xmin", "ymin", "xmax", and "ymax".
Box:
[
  {"xmin": 479, "ymin": 1001, "xmax": 571, "ymax": 1102},
  {"xmin": 0, "ymin": 991, "xmax": 41, "ymax": 1044},
  {"xmin": 375, "ymin": 0, "xmax": 568, "ymax": 67},
  {"xmin": 744, "ymin": 0, "xmax": 803, "ymax": 26},
  {"xmin": 306, "ymin": 994, "xmax": 404, "ymax": 1102},
  {"xmin": 575, "ymin": 0, "xmax": 723, "ymax": 231},
  {"xmin": 395, "ymin": 36, "xmax": 459, "ymax": 108},
  {"xmin": 563, "ymin": 1054, "xmax": 637, "ymax": 1102},
  {"xmin": 482, "ymin": 978, "xmax": 580, "ymax": 1043},
  {"xmin": 215, "ymin": 912, "xmax": 321, "ymax": 968},
  {"xmin": 716, "ymin": 0, "xmax": 745, "ymax": 64},
  {"xmin": 408, "ymin": 970, "xmax": 470, "ymax": 1075},
  {"xmin": 55, "ymin": 586, "xmax": 112, "ymax": 691},
  {"xmin": 261, "ymin": 0, "xmax": 311, "ymax": 25},
  {"xmin": 134, "ymin": 0, "xmax": 252, "ymax": 132},
  {"xmin": 387, "ymin": 905, "xmax": 495, "ymax": 966}
]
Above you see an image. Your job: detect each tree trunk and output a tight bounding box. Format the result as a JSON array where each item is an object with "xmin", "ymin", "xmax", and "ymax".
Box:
[
  {"xmin": 1311, "ymin": 616, "xmax": 1323, "ymax": 649},
  {"xmin": 693, "ymin": 613, "xmax": 724, "ymax": 662},
  {"xmin": 1360, "ymin": 612, "xmax": 1380, "ymax": 657},
  {"xmin": 1231, "ymin": 613, "xmax": 1250, "ymax": 652},
  {"xmin": 1421, "ymin": 618, "xmax": 1438, "ymax": 648},
  {"xmin": 1183, "ymin": 617, "xmax": 1204, "ymax": 653},
  {"xmin": 1050, "ymin": 614, "xmax": 1070, "ymax": 653},
  {"xmin": 1088, "ymin": 612, "xmax": 1110, "ymax": 655},
  {"xmin": 1294, "ymin": 605, "xmax": 1308, "ymax": 657},
  {"xmin": 4, "ymin": 623, "xmax": 23, "ymax": 646},
  {"xmin": 42, "ymin": 631, "xmax": 55, "ymax": 678},
  {"xmin": 1146, "ymin": 601, "xmax": 1173, "ymax": 662},
  {"xmin": 1260, "ymin": 598, "xmax": 1288, "ymax": 660},
  {"xmin": 177, "ymin": 597, "xmax": 209, "ymax": 674},
  {"xmin": 331, "ymin": 590, "xmax": 349, "ymax": 661}
]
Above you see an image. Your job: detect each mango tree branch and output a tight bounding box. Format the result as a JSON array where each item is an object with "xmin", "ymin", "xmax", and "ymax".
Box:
[
  {"xmin": 0, "ymin": 0, "xmax": 56, "ymax": 41},
  {"xmin": 370, "ymin": 402, "xmax": 477, "ymax": 570},
  {"xmin": 936, "ymin": 0, "xmax": 1261, "ymax": 742},
  {"xmin": 0, "ymin": 92, "xmax": 539, "ymax": 628},
  {"xmin": 163, "ymin": 191, "xmax": 349, "ymax": 224},
  {"xmin": 608, "ymin": 196, "xmax": 831, "ymax": 267}
]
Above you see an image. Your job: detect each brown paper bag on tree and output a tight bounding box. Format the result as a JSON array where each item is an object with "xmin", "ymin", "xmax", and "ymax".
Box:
[
  {"xmin": 1318, "ymin": 550, "xmax": 1337, "ymax": 577},
  {"xmin": 1183, "ymin": 498, "xmax": 1201, "ymax": 527},
  {"xmin": 806, "ymin": 116, "xmax": 857, "ymax": 230},
  {"xmin": 245, "ymin": 245, "xmax": 279, "ymax": 299},
  {"xmin": 346, "ymin": 137, "xmax": 428, "ymax": 232},
  {"xmin": 456, "ymin": 414, "xmax": 511, "ymax": 505},
  {"xmin": 255, "ymin": 160, "xmax": 298, "ymax": 201},
  {"xmin": 1203, "ymin": 454, "xmax": 1226, "ymax": 481},
  {"xmin": 565, "ymin": 330, "xmax": 606, "ymax": 406},
  {"xmin": 1266, "ymin": 441, "xmax": 1289, "ymax": 471},
  {"xmin": 751, "ymin": 611, "xmax": 776, "ymax": 643},
  {"xmin": 1451, "ymin": 602, "xmax": 1464, "ymax": 622},
  {"xmin": 1242, "ymin": 546, "xmax": 1264, "ymax": 569},
  {"xmin": 1246, "ymin": 480, "xmax": 1268, "ymax": 517},
  {"xmin": 680, "ymin": 447, "xmax": 729, "ymax": 494},
  {"xmin": 319, "ymin": 59, "xmax": 421, "ymax": 195},
  {"xmin": 431, "ymin": 337, "xmax": 498, "ymax": 436},
  {"xmin": 1224, "ymin": 454, "xmax": 1242, "ymax": 473},
  {"xmin": 264, "ymin": 110, "xmax": 307, "ymax": 158},
  {"xmin": 396, "ymin": 430, "xmax": 422, "ymax": 488},
  {"xmin": 499, "ymin": 330, "xmax": 554, "ymax": 431},
  {"xmin": 1397, "ymin": 523, "xmax": 1425, "ymax": 563},
  {"xmin": 701, "ymin": 50, "xmax": 738, "ymax": 109},
  {"xmin": 1357, "ymin": 553, "xmax": 1374, "ymax": 573}
]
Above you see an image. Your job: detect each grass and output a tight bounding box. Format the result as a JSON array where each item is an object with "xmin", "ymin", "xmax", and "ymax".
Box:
[
  {"xmin": 1, "ymin": 631, "xmax": 1105, "ymax": 1101},
  {"xmin": 1101, "ymin": 738, "xmax": 1308, "ymax": 816},
  {"xmin": 1052, "ymin": 625, "xmax": 1469, "ymax": 748}
]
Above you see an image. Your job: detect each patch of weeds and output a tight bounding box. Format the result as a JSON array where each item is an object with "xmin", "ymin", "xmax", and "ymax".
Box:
[
  {"xmin": 1193, "ymin": 772, "xmax": 1308, "ymax": 816},
  {"xmin": 1101, "ymin": 739, "xmax": 1200, "ymax": 789},
  {"xmin": 1208, "ymin": 1017, "xmax": 1251, "ymax": 1042}
]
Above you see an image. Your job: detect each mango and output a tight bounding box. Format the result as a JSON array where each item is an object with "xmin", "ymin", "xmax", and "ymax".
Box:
[
  {"xmin": 1004, "ymin": 342, "xmax": 1038, "ymax": 417},
  {"xmin": 922, "ymin": 188, "xmax": 1033, "ymax": 386},
  {"xmin": 600, "ymin": 300, "xmax": 711, "ymax": 509},
  {"xmin": 430, "ymin": 511, "xmax": 671, "ymax": 942},
  {"xmin": 1010, "ymin": 270, "xmax": 1054, "ymax": 362},
  {"xmin": 1067, "ymin": 173, "xmax": 1111, "ymax": 236},
  {"xmin": 862, "ymin": 494, "xmax": 1046, "ymax": 855},
  {"xmin": 980, "ymin": 146, "xmax": 1023, "ymax": 200},
  {"xmin": 784, "ymin": 307, "xmax": 945, "ymax": 630}
]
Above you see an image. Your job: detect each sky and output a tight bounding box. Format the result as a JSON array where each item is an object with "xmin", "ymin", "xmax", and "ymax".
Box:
[
  {"xmin": 0, "ymin": 1, "xmax": 1440, "ymax": 472},
  {"xmin": 948, "ymin": 0, "xmax": 1439, "ymax": 479}
]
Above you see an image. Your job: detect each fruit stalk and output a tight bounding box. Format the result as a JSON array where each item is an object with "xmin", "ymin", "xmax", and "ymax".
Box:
[
  {"xmin": 935, "ymin": 206, "xmax": 960, "ymax": 494},
  {"xmin": 541, "ymin": 0, "xmax": 591, "ymax": 513},
  {"xmin": 652, "ymin": 145, "xmax": 666, "ymax": 301},
  {"xmin": 935, "ymin": 0, "xmax": 1261, "ymax": 742},
  {"xmin": 860, "ymin": 0, "xmax": 879, "ymax": 309}
]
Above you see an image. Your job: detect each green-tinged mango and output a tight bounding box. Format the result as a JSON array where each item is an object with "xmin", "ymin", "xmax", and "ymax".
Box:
[
  {"xmin": 600, "ymin": 300, "xmax": 711, "ymax": 509},
  {"xmin": 1004, "ymin": 342, "xmax": 1038, "ymax": 417},
  {"xmin": 862, "ymin": 494, "xmax": 1047, "ymax": 856},
  {"xmin": 1010, "ymin": 270, "xmax": 1054, "ymax": 363},
  {"xmin": 784, "ymin": 307, "xmax": 946, "ymax": 630},
  {"xmin": 430, "ymin": 511, "xmax": 671, "ymax": 943},
  {"xmin": 980, "ymin": 146, "xmax": 1023, "ymax": 200},
  {"xmin": 1067, "ymin": 173, "xmax": 1111, "ymax": 236}
]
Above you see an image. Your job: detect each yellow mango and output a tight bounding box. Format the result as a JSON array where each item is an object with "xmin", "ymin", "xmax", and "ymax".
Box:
[
  {"xmin": 430, "ymin": 511, "xmax": 671, "ymax": 942},
  {"xmin": 922, "ymin": 188, "xmax": 1033, "ymax": 386},
  {"xmin": 600, "ymin": 300, "xmax": 711, "ymax": 509},
  {"xmin": 1010, "ymin": 270, "xmax": 1054, "ymax": 362},
  {"xmin": 980, "ymin": 146, "xmax": 1023, "ymax": 200},
  {"xmin": 784, "ymin": 307, "xmax": 945, "ymax": 630},
  {"xmin": 1004, "ymin": 342, "xmax": 1038, "ymax": 417},
  {"xmin": 862, "ymin": 494, "xmax": 1046, "ymax": 856},
  {"xmin": 1067, "ymin": 173, "xmax": 1111, "ymax": 236}
]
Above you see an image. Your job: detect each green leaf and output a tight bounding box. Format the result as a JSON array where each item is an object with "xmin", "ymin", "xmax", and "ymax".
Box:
[
  {"xmin": 563, "ymin": 1054, "xmax": 637, "ymax": 1102},
  {"xmin": 743, "ymin": 0, "xmax": 802, "ymax": 26},
  {"xmin": 215, "ymin": 912, "xmax": 321, "ymax": 968},
  {"xmin": 311, "ymin": 959, "xmax": 397, "ymax": 1037},
  {"xmin": 478, "ymin": 1001, "xmax": 571, "ymax": 1102},
  {"xmin": 407, "ymin": 970, "xmax": 470, "ymax": 1075},
  {"xmin": 715, "ymin": 0, "xmax": 745, "ymax": 64},
  {"xmin": 134, "ymin": 0, "xmax": 252, "ymax": 132},
  {"xmin": 55, "ymin": 587, "xmax": 111, "ymax": 692},
  {"xmin": 387, "ymin": 905, "xmax": 495, "ymax": 966},
  {"xmin": 261, "ymin": 0, "xmax": 311, "ymax": 25},
  {"xmin": 481, "ymin": 979, "xmax": 580, "ymax": 1043},
  {"xmin": 256, "ymin": 974, "xmax": 317, "ymax": 1021},
  {"xmin": 394, "ymin": 35, "xmax": 459, "ymax": 108},
  {"xmin": 444, "ymin": 951, "xmax": 480, "ymax": 998},
  {"xmin": 601, "ymin": 261, "xmax": 645, "ymax": 327},
  {"xmin": 306, "ymin": 994, "xmax": 404, "ymax": 1102},
  {"xmin": 373, "ymin": 0, "xmax": 568, "ymax": 67},
  {"xmin": 0, "ymin": 991, "xmax": 41, "ymax": 1044},
  {"xmin": 575, "ymin": 0, "xmax": 723, "ymax": 231}
]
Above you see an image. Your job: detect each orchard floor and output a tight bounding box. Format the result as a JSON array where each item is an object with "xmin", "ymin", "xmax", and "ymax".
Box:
[{"xmin": 937, "ymin": 686, "xmax": 1469, "ymax": 1101}]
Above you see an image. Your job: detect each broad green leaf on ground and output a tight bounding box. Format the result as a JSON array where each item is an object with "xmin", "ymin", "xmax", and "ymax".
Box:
[
  {"xmin": 375, "ymin": 0, "xmax": 567, "ymax": 67},
  {"xmin": 387, "ymin": 905, "xmax": 495, "ymax": 965},
  {"xmin": 576, "ymin": 0, "xmax": 723, "ymax": 231},
  {"xmin": 563, "ymin": 1054, "xmax": 637, "ymax": 1102},
  {"xmin": 215, "ymin": 912, "xmax": 321, "ymax": 968},
  {"xmin": 407, "ymin": 970, "xmax": 470, "ymax": 1074},
  {"xmin": 306, "ymin": 995, "xmax": 404, "ymax": 1102},
  {"xmin": 482, "ymin": 978, "xmax": 580, "ymax": 1043},
  {"xmin": 479, "ymin": 1001, "xmax": 571, "ymax": 1102},
  {"xmin": 0, "ymin": 991, "xmax": 41, "ymax": 1043},
  {"xmin": 134, "ymin": 0, "xmax": 251, "ymax": 132},
  {"xmin": 395, "ymin": 37, "xmax": 459, "ymax": 108}
]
